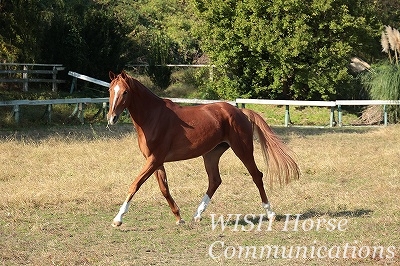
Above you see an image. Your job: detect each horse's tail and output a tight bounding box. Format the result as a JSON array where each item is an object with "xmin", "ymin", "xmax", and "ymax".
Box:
[{"xmin": 241, "ymin": 108, "xmax": 300, "ymax": 188}]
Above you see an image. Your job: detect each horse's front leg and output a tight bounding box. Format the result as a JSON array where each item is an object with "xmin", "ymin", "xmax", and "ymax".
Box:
[
  {"xmin": 154, "ymin": 165, "xmax": 184, "ymax": 224},
  {"xmin": 112, "ymin": 158, "xmax": 160, "ymax": 227}
]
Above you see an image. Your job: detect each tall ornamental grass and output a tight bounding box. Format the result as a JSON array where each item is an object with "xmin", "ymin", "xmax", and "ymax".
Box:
[{"xmin": 360, "ymin": 26, "xmax": 400, "ymax": 122}]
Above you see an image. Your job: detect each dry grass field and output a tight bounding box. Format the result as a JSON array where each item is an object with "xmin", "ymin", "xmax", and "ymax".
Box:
[{"xmin": 0, "ymin": 123, "xmax": 399, "ymax": 265}]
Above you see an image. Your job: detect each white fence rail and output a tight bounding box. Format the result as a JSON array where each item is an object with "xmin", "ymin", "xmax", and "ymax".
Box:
[
  {"xmin": 1, "ymin": 71, "xmax": 399, "ymax": 126},
  {"xmin": 0, "ymin": 97, "xmax": 109, "ymax": 124},
  {"xmin": 238, "ymin": 99, "xmax": 400, "ymax": 127},
  {"xmin": 236, "ymin": 99, "xmax": 337, "ymax": 127},
  {"xmin": 68, "ymin": 71, "xmax": 110, "ymax": 93}
]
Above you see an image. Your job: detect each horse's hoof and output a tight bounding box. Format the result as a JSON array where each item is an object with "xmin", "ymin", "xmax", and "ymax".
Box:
[
  {"xmin": 267, "ymin": 212, "xmax": 276, "ymax": 221},
  {"xmin": 111, "ymin": 220, "xmax": 122, "ymax": 227},
  {"xmin": 193, "ymin": 216, "xmax": 202, "ymax": 222},
  {"xmin": 176, "ymin": 219, "xmax": 185, "ymax": 225}
]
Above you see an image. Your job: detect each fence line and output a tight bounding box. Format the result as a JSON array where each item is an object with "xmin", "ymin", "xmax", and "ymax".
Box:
[
  {"xmin": 237, "ymin": 99, "xmax": 400, "ymax": 127},
  {"xmin": 236, "ymin": 99, "xmax": 337, "ymax": 127},
  {"xmin": 0, "ymin": 63, "xmax": 65, "ymax": 92},
  {"xmin": 1, "ymin": 71, "xmax": 400, "ymax": 126},
  {"xmin": 335, "ymin": 100, "xmax": 400, "ymax": 126},
  {"xmin": 2, "ymin": 97, "xmax": 398, "ymax": 126}
]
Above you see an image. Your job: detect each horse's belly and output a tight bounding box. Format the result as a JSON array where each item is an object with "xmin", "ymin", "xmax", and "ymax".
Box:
[
  {"xmin": 164, "ymin": 104, "xmax": 232, "ymax": 161},
  {"xmin": 164, "ymin": 129, "xmax": 226, "ymax": 162}
]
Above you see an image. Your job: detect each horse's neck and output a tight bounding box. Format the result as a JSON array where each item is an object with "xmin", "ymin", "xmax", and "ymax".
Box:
[{"xmin": 127, "ymin": 79, "xmax": 165, "ymax": 126}]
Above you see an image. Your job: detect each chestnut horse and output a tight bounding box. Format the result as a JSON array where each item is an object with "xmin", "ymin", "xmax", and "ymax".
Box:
[{"xmin": 107, "ymin": 71, "xmax": 300, "ymax": 227}]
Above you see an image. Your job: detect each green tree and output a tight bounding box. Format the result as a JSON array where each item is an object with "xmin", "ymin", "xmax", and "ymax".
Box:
[
  {"xmin": 40, "ymin": 1, "xmax": 133, "ymax": 81},
  {"xmin": 136, "ymin": 0, "xmax": 200, "ymax": 63},
  {"xmin": 1, "ymin": 0, "xmax": 134, "ymax": 83},
  {"xmin": 146, "ymin": 32, "xmax": 173, "ymax": 90},
  {"xmin": 192, "ymin": 0, "xmax": 379, "ymax": 100},
  {"xmin": 0, "ymin": 0, "xmax": 51, "ymax": 62}
]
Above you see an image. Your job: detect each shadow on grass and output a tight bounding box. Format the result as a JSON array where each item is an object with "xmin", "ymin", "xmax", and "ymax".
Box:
[
  {"xmin": 276, "ymin": 208, "xmax": 373, "ymax": 221},
  {"xmin": 225, "ymin": 209, "xmax": 373, "ymax": 226},
  {"xmin": 0, "ymin": 123, "xmax": 135, "ymax": 142},
  {"xmin": 0, "ymin": 108, "xmax": 386, "ymax": 143},
  {"xmin": 272, "ymin": 126, "xmax": 379, "ymax": 138},
  {"xmin": 0, "ymin": 118, "xmax": 388, "ymax": 143}
]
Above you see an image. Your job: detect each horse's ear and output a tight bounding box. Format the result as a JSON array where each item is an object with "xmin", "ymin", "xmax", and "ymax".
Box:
[
  {"xmin": 121, "ymin": 70, "xmax": 127, "ymax": 79},
  {"xmin": 109, "ymin": 71, "xmax": 116, "ymax": 81}
]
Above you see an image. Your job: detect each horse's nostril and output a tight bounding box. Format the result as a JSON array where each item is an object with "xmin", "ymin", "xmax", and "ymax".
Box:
[{"xmin": 112, "ymin": 115, "xmax": 119, "ymax": 124}]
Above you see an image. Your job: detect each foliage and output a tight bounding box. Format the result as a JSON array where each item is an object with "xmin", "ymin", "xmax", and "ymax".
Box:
[
  {"xmin": 362, "ymin": 65, "xmax": 400, "ymax": 125},
  {"xmin": 0, "ymin": 0, "xmax": 133, "ymax": 84},
  {"xmin": 40, "ymin": 1, "xmax": 133, "ymax": 81},
  {"xmin": 0, "ymin": 0, "xmax": 47, "ymax": 62},
  {"xmin": 1, "ymin": 0, "xmax": 400, "ymax": 100},
  {"xmin": 0, "ymin": 35, "xmax": 18, "ymax": 62},
  {"xmin": 380, "ymin": 26, "xmax": 400, "ymax": 65},
  {"xmin": 362, "ymin": 63, "xmax": 400, "ymax": 100},
  {"xmin": 192, "ymin": 0, "xmax": 381, "ymax": 100},
  {"xmin": 146, "ymin": 32, "xmax": 172, "ymax": 90}
]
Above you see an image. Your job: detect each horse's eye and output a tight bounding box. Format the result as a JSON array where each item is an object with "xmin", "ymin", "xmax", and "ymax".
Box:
[{"xmin": 123, "ymin": 91, "xmax": 128, "ymax": 95}]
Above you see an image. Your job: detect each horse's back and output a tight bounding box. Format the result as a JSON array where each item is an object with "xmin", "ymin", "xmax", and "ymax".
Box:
[
  {"xmin": 162, "ymin": 101, "xmax": 253, "ymax": 161},
  {"xmin": 169, "ymin": 101, "xmax": 249, "ymax": 129}
]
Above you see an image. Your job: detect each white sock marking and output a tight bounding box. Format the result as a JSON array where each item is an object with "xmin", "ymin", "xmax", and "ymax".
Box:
[
  {"xmin": 194, "ymin": 194, "xmax": 211, "ymax": 220},
  {"xmin": 262, "ymin": 202, "xmax": 276, "ymax": 219},
  {"xmin": 114, "ymin": 201, "xmax": 130, "ymax": 223}
]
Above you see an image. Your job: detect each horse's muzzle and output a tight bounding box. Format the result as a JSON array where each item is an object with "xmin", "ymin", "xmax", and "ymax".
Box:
[{"xmin": 107, "ymin": 114, "xmax": 119, "ymax": 125}]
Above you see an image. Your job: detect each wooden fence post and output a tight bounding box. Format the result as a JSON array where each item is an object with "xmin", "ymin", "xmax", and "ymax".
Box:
[
  {"xmin": 383, "ymin": 105, "xmax": 388, "ymax": 126},
  {"xmin": 209, "ymin": 66, "xmax": 214, "ymax": 81},
  {"xmin": 23, "ymin": 65, "xmax": 28, "ymax": 91},
  {"xmin": 78, "ymin": 103, "xmax": 85, "ymax": 124},
  {"xmin": 285, "ymin": 105, "xmax": 290, "ymax": 127},
  {"xmin": 102, "ymin": 102, "xmax": 108, "ymax": 118},
  {"xmin": 52, "ymin": 66, "xmax": 57, "ymax": 92},
  {"xmin": 47, "ymin": 104, "xmax": 52, "ymax": 123},
  {"xmin": 13, "ymin": 105, "xmax": 20, "ymax": 123},
  {"xmin": 70, "ymin": 77, "xmax": 77, "ymax": 94},
  {"xmin": 329, "ymin": 106, "xmax": 335, "ymax": 127}
]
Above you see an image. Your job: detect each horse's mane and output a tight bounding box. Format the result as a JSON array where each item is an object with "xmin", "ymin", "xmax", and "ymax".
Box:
[{"xmin": 122, "ymin": 73, "xmax": 162, "ymax": 100}]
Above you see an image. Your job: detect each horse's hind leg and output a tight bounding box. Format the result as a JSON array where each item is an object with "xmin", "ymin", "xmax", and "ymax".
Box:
[
  {"xmin": 230, "ymin": 137, "xmax": 276, "ymax": 220},
  {"xmin": 243, "ymin": 158, "xmax": 276, "ymax": 220},
  {"xmin": 248, "ymin": 166, "xmax": 276, "ymax": 220},
  {"xmin": 194, "ymin": 143, "xmax": 230, "ymax": 222},
  {"xmin": 154, "ymin": 165, "xmax": 184, "ymax": 224}
]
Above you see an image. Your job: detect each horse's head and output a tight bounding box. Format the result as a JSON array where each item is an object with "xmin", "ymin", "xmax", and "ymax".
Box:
[{"xmin": 107, "ymin": 71, "xmax": 132, "ymax": 125}]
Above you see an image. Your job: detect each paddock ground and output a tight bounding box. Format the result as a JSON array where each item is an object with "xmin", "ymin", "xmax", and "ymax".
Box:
[{"xmin": 0, "ymin": 124, "xmax": 399, "ymax": 265}]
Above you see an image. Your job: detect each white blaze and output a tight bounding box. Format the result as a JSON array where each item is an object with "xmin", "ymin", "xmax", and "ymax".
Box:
[{"xmin": 111, "ymin": 84, "xmax": 121, "ymax": 112}]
